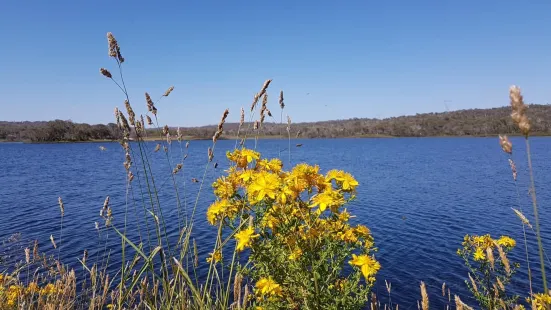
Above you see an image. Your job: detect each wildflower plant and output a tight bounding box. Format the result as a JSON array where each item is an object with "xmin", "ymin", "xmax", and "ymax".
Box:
[
  {"xmin": 206, "ymin": 148, "xmax": 379, "ymax": 309},
  {"xmin": 457, "ymin": 234, "xmax": 520, "ymax": 309}
]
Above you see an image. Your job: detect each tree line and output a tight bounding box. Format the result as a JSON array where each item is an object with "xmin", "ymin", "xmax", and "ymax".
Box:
[{"xmin": 2, "ymin": 104, "xmax": 550, "ymax": 142}]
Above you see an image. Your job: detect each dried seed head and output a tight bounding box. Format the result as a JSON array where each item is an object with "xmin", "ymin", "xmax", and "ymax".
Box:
[
  {"xmin": 124, "ymin": 100, "xmax": 136, "ymax": 125},
  {"xmin": 58, "ymin": 197, "xmax": 64, "ymax": 216},
  {"xmin": 104, "ymin": 196, "xmax": 110, "ymax": 209},
  {"xmin": 240, "ymin": 107, "xmax": 245, "ymax": 126},
  {"xmin": 154, "ymin": 144, "xmax": 161, "ymax": 152},
  {"xmin": 185, "ymin": 141, "xmax": 190, "ymax": 149},
  {"xmin": 253, "ymin": 120, "xmax": 259, "ymax": 130},
  {"xmin": 233, "ymin": 273, "xmax": 243, "ymax": 304},
  {"xmin": 486, "ymin": 247, "xmax": 495, "ymax": 269},
  {"xmin": 385, "ymin": 280, "xmax": 391, "ymax": 294},
  {"xmin": 100, "ymin": 68, "xmax": 112, "ymax": 79},
  {"xmin": 508, "ymin": 159, "xmax": 517, "ymax": 181},
  {"xmin": 166, "ymin": 133, "xmax": 172, "ymax": 145},
  {"xmin": 243, "ymin": 284, "xmax": 250, "ymax": 309},
  {"xmin": 145, "ymin": 92, "xmax": 157, "ymax": 115},
  {"xmin": 162, "ymin": 125, "xmax": 169, "ymax": 136},
  {"xmin": 107, "ymin": 32, "xmax": 124, "ymax": 63},
  {"xmin": 279, "ymin": 90, "xmax": 284, "ymax": 109},
  {"xmin": 496, "ymin": 277, "xmax": 505, "ymax": 291},
  {"xmin": 118, "ymin": 111, "xmax": 130, "ymax": 133},
  {"xmin": 114, "ymin": 107, "xmax": 121, "ymax": 127},
  {"xmin": 498, "ymin": 135, "xmax": 512, "ymax": 154},
  {"xmin": 208, "ymin": 147, "xmax": 214, "ymax": 162},
  {"xmin": 177, "ymin": 127, "xmax": 183, "ymax": 142},
  {"xmin": 441, "ymin": 282, "xmax": 446, "ymax": 297},
  {"xmin": 494, "ymin": 242, "xmax": 511, "ymax": 274},
  {"xmin": 267, "ymin": 109, "xmax": 272, "ymax": 117},
  {"xmin": 468, "ymin": 273, "xmax": 478, "ymax": 293},
  {"xmin": 128, "ymin": 171, "xmax": 134, "ymax": 182},
  {"xmin": 83, "ymin": 249, "xmax": 88, "ymax": 265},
  {"xmin": 173, "ymin": 163, "xmax": 183, "ymax": 174},
  {"xmin": 250, "ymin": 79, "xmax": 272, "ymax": 111},
  {"xmin": 95, "ymin": 221, "xmax": 99, "ymax": 231},
  {"xmin": 512, "ymin": 207, "xmax": 532, "ymax": 228},
  {"xmin": 146, "ymin": 115, "xmax": 153, "ymax": 125},
  {"xmin": 50, "ymin": 235, "xmax": 57, "ymax": 249},
  {"xmin": 25, "ymin": 248, "xmax": 30, "ymax": 264},
  {"xmin": 287, "ymin": 115, "xmax": 291, "ymax": 132},
  {"xmin": 509, "ymin": 85, "xmax": 531, "ymax": 137},
  {"xmin": 420, "ymin": 281, "xmax": 429, "ymax": 310},
  {"xmin": 163, "ymin": 86, "xmax": 174, "ymax": 97}
]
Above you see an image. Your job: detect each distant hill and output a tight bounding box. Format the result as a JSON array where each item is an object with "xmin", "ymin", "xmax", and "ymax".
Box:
[{"xmin": 2, "ymin": 104, "xmax": 551, "ymax": 142}]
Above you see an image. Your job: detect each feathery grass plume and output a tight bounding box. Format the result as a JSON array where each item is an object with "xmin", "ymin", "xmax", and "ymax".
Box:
[
  {"xmin": 486, "ymin": 247, "xmax": 495, "ymax": 269},
  {"xmin": 253, "ymin": 120, "xmax": 259, "ymax": 130},
  {"xmin": 33, "ymin": 240, "xmax": 39, "ymax": 260},
  {"xmin": 162, "ymin": 125, "xmax": 169, "ymax": 136},
  {"xmin": 50, "ymin": 235, "xmax": 57, "ymax": 249},
  {"xmin": 234, "ymin": 273, "xmax": 243, "ymax": 305},
  {"xmin": 107, "ymin": 32, "xmax": 124, "ymax": 63},
  {"xmin": 279, "ymin": 90, "xmax": 284, "ymax": 109},
  {"xmin": 499, "ymin": 135, "xmax": 512, "ymax": 154},
  {"xmin": 25, "ymin": 247, "xmax": 30, "ymax": 264},
  {"xmin": 118, "ymin": 111, "xmax": 130, "ymax": 134},
  {"xmin": 386, "ymin": 279, "xmax": 391, "ymax": 294},
  {"xmin": 240, "ymin": 107, "xmax": 245, "ymax": 126},
  {"xmin": 243, "ymin": 284, "xmax": 250, "ymax": 309},
  {"xmin": 193, "ymin": 239, "xmax": 198, "ymax": 268},
  {"xmin": 250, "ymin": 79, "xmax": 272, "ymax": 111},
  {"xmin": 509, "ymin": 85, "xmax": 531, "ymax": 137},
  {"xmin": 124, "ymin": 100, "xmax": 136, "ymax": 125},
  {"xmin": 508, "ymin": 159, "xmax": 518, "ymax": 181},
  {"xmin": 58, "ymin": 197, "xmax": 64, "ymax": 216},
  {"xmin": 145, "ymin": 92, "xmax": 157, "ymax": 115},
  {"xmin": 173, "ymin": 163, "xmax": 183, "ymax": 174},
  {"xmin": 166, "ymin": 133, "xmax": 172, "ymax": 145},
  {"xmin": 494, "ymin": 241, "xmax": 511, "ymax": 274},
  {"xmin": 82, "ymin": 249, "xmax": 88, "ymax": 265},
  {"xmin": 163, "ymin": 85, "xmax": 174, "ymax": 97},
  {"xmin": 208, "ymin": 147, "xmax": 214, "ymax": 162},
  {"xmin": 512, "ymin": 208, "xmax": 532, "ymax": 228},
  {"xmin": 442, "ymin": 282, "xmax": 446, "ymax": 296},
  {"xmin": 154, "ymin": 144, "xmax": 161, "ymax": 152},
  {"xmin": 420, "ymin": 281, "xmax": 429, "ymax": 310},
  {"xmin": 455, "ymin": 295, "xmax": 474, "ymax": 310},
  {"xmin": 468, "ymin": 273, "xmax": 478, "ymax": 294},
  {"xmin": 185, "ymin": 141, "xmax": 190, "ymax": 149},
  {"xmin": 114, "ymin": 107, "xmax": 121, "ymax": 127},
  {"xmin": 496, "ymin": 277, "xmax": 505, "ymax": 292},
  {"xmin": 145, "ymin": 115, "xmax": 153, "ymax": 126},
  {"xmin": 128, "ymin": 171, "xmax": 134, "ymax": 182},
  {"xmin": 177, "ymin": 127, "xmax": 183, "ymax": 142},
  {"xmin": 100, "ymin": 68, "xmax": 112, "ymax": 79},
  {"xmin": 267, "ymin": 108, "xmax": 272, "ymax": 117},
  {"xmin": 260, "ymin": 92, "xmax": 268, "ymax": 126},
  {"xmin": 213, "ymin": 108, "xmax": 229, "ymax": 143},
  {"xmin": 287, "ymin": 115, "xmax": 291, "ymax": 132}
]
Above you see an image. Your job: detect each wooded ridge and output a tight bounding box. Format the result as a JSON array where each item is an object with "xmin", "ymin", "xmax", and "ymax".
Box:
[{"xmin": 2, "ymin": 104, "xmax": 550, "ymax": 142}]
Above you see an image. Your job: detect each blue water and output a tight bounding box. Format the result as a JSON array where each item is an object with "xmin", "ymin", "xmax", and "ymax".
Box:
[{"xmin": 1, "ymin": 137, "xmax": 550, "ymax": 308}]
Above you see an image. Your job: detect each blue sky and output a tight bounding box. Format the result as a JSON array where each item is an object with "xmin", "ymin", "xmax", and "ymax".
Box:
[{"xmin": 1, "ymin": 1, "xmax": 550, "ymax": 126}]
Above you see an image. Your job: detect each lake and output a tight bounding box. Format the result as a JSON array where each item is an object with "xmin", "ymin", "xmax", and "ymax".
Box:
[{"xmin": 1, "ymin": 137, "xmax": 550, "ymax": 308}]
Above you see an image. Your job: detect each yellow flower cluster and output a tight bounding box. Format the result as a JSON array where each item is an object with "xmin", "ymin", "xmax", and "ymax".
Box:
[
  {"xmin": 206, "ymin": 147, "xmax": 379, "ymax": 298},
  {"xmin": 458, "ymin": 234, "xmax": 516, "ymax": 262},
  {"xmin": 0, "ymin": 275, "xmax": 58, "ymax": 307},
  {"xmin": 528, "ymin": 293, "xmax": 551, "ymax": 310}
]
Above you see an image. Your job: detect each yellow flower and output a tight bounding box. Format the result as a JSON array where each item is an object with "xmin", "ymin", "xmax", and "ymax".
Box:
[
  {"xmin": 349, "ymin": 254, "xmax": 381, "ymax": 280},
  {"xmin": 528, "ymin": 293, "xmax": 551, "ymax": 310},
  {"xmin": 206, "ymin": 250, "xmax": 222, "ymax": 263},
  {"xmin": 473, "ymin": 247, "xmax": 486, "ymax": 261},
  {"xmin": 257, "ymin": 158, "xmax": 283, "ymax": 173},
  {"xmin": 206, "ymin": 199, "xmax": 227, "ymax": 225},
  {"xmin": 235, "ymin": 227, "xmax": 259, "ymax": 252},
  {"xmin": 40, "ymin": 283, "xmax": 57, "ymax": 295},
  {"xmin": 309, "ymin": 188, "xmax": 344, "ymax": 212},
  {"xmin": 340, "ymin": 228, "xmax": 359, "ymax": 243},
  {"xmin": 277, "ymin": 185, "xmax": 295, "ymax": 204},
  {"xmin": 227, "ymin": 148, "xmax": 260, "ymax": 168},
  {"xmin": 355, "ymin": 225, "xmax": 370, "ymax": 238},
  {"xmin": 497, "ymin": 236, "xmax": 516, "ymax": 248},
  {"xmin": 26, "ymin": 282, "xmax": 39, "ymax": 294},
  {"xmin": 326, "ymin": 170, "xmax": 359, "ymax": 191},
  {"xmin": 239, "ymin": 170, "xmax": 255, "ymax": 183},
  {"xmin": 247, "ymin": 172, "xmax": 279, "ymax": 202},
  {"xmin": 289, "ymin": 247, "xmax": 302, "ymax": 260},
  {"xmin": 255, "ymin": 277, "xmax": 282, "ymax": 297},
  {"xmin": 213, "ymin": 176, "xmax": 236, "ymax": 199}
]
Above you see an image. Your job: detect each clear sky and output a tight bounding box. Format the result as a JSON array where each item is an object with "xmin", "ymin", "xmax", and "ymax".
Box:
[{"xmin": 1, "ymin": 1, "xmax": 550, "ymax": 126}]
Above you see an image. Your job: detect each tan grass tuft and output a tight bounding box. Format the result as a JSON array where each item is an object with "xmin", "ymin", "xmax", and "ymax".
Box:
[
  {"xmin": 455, "ymin": 295, "xmax": 474, "ymax": 310},
  {"xmin": 441, "ymin": 282, "xmax": 445, "ymax": 296},
  {"xmin": 145, "ymin": 92, "xmax": 157, "ymax": 116},
  {"xmin": 234, "ymin": 273, "xmax": 243, "ymax": 306},
  {"xmin": 208, "ymin": 147, "xmax": 214, "ymax": 162},
  {"xmin": 508, "ymin": 159, "xmax": 518, "ymax": 181},
  {"xmin": 486, "ymin": 247, "xmax": 495, "ymax": 269},
  {"xmin": 82, "ymin": 249, "xmax": 88, "ymax": 266},
  {"xmin": 494, "ymin": 241, "xmax": 511, "ymax": 274},
  {"xmin": 107, "ymin": 32, "xmax": 124, "ymax": 63},
  {"xmin": 154, "ymin": 144, "xmax": 161, "ymax": 152},
  {"xmin": 279, "ymin": 90, "xmax": 284, "ymax": 109},
  {"xmin": 386, "ymin": 279, "xmax": 391, "ymax": 294},
  {"xmin": 124, "ymin": 100, "xmax": 136, "ymax": 125},
  {"xmin": 25, "ymin": 247, "xmax": 30, "ymax": 264},
  {"xmin": 420, "ymin": 281, "xmax": 429, "ymax": 310}
]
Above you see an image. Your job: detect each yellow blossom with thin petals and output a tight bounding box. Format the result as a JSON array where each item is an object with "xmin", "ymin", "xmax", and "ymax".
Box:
[{"xmin": 235, "ymin": 227, "xmax": 259, "ymax": 252}]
